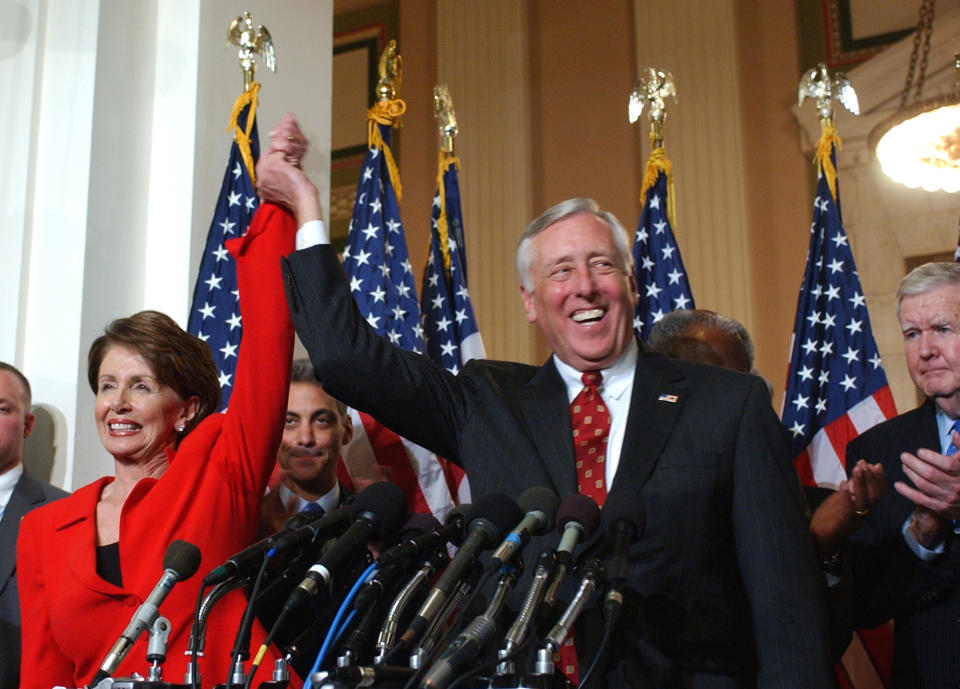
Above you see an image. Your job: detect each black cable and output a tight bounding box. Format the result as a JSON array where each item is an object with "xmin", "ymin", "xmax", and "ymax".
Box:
[
  {"xmin": 577, "ymin": 622, "xmax": 613, "ymax": 689},
  {"xmin": 218, "ymin": 549, "xmax": 271, "ymax": 689},
  {"xmin": 188, "ymin": 583, "xmax": 207, "ymax": 689}
]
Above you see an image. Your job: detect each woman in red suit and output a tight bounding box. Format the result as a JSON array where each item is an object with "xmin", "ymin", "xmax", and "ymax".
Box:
[{"xmin": 17, "ymin": 122, "xmax": 304, "ymax": 689}]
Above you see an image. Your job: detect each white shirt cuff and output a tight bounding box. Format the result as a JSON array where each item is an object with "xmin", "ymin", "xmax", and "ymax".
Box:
[
  {"xmin": 297, "ymin": 220, "xmax": 328, "ymax": 249},
  {"xmin": 902, "ymin": 515, "xmax": 945, "ymax": 561}
]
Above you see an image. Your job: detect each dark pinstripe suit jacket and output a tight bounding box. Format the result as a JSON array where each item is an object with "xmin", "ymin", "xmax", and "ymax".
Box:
[
  {"xmin": 0, "ymin": 468, "xmax": 67, "ymax": 689},
  {"xmin": 846, "ymin": 400, "xmax": 960, "ymax": 689},
  {"xmin": 283, "ymin": 244, "xmax": 834, "ymax": 689}
]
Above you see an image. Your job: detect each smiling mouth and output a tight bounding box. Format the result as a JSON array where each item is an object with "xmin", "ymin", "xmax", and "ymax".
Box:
[
  {"xmin": 572, "ymin": 308, "xmax": 604, "ymax": 323},
  {"xmin": 109, "ymin": 422, "xmax": 141, "ymax": 433}
]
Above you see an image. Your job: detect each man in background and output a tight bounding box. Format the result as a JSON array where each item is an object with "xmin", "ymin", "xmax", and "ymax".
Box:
[
  {"xmin": 260, "ymin": 358, "xmax": 353, "ymax": 536},
  {"xmin": 0, "ymin": 362, "xmax": 67, "ymax": 689},
  {"xmin": 844, "ymin": 262, "xmax": 960, "ymax": 687}
]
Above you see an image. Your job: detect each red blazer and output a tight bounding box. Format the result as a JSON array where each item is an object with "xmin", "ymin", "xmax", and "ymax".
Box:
[{"xmin": 17, "ymin": 205, "xmax": 297, "ymax": 689}]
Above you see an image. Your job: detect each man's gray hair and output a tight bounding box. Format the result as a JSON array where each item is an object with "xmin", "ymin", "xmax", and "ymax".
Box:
[
  {"xmin": 647, "ymin": 309, "xmax": 755, "ymax": 370},
  {"xmin": 516, "ymin": 198, "xmax": 633, "ymax": 291},
  {"xmin": 897, "ymin": 262, "xmax": 960, "ymax": 319},
  {"xmin": 290, "ymin": 358, "xmax": 347, "ymax": 416}
]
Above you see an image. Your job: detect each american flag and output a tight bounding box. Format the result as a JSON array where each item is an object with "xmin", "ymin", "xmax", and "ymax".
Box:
[
  {"xmin": 339, "ymin": 114, "xmax": 465, "ymax": 520},
  {"xmin": 781, "ymin": 135, "xmax": 897, "ymax": 488},
  {"xmin": 186, "ymin": 88, "xmax": 260, "ymax": 410},
  {"xmin": 421, "ymin": 153, "xmax": 485, "ymax": 373},
  {"xmin": 783, "ymin": 128, "xmax": 897, "ymax": 689},
  {"xmin": 633, "ymin": 156, "xmax": 695, "ymax": 339}
]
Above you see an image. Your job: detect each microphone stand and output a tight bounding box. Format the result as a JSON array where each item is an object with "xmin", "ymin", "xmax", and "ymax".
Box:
[
  {"xmin": 90, "ymin": 617, "xmax": 184, "ymax": 689},
  {"xmin": 525, "ymin": 559, "xmax": 604, "ymax": 689}
]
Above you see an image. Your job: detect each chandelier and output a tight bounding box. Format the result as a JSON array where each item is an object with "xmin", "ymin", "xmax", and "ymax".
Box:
[{"xmin": 868, "ymin": 0, "xmax": 960, "ymax": 193}]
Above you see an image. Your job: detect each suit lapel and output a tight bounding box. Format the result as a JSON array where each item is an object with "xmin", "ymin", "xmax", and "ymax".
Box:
[
  {"xmin": 610, "ymin": 350, "xmax": 687, "ymax": 495},
  {"xmin": 914, "ymin": 399, "xmax": 941, "ymax": 451},
  {"xmin": 57, "ymin": 479, "xmax": 124, "ymax": 596},
  {"xmin": 0, "ymin": 472, "xmax": 46, "ymax": 587},
  {"xmin": 515, "ymin": 359, "xmax": 578, "ymax": 496}
]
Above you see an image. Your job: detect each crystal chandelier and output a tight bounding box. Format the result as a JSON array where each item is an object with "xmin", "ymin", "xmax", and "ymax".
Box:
[{"xmin": 868, "ymin": 0, "xmax": 960, "ymax": 193}]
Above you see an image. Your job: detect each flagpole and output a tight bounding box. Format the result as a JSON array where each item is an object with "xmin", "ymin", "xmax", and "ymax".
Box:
[
  {"xmin": 186, "ymin": 12, "xmax": 275, "ymax": 411},
  {"xmin": 629, "ymin": 68, "xmax": 694, "ymax": 338}
]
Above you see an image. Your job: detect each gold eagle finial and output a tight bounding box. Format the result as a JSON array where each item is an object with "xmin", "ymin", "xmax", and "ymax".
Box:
[{"xmin": 227, "ymin": 11, "xmax": 276, "ymax": 91}]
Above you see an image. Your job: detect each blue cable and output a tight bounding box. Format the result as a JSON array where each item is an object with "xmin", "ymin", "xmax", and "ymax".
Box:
[{"xmin": 304, "ymin": 562, "xmax": 378, "ymax": 689}]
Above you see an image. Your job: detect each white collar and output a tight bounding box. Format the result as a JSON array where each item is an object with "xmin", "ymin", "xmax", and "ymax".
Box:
[{"xmin": 553, "ymin": 339, "xmax": 638, "ymax": 403}]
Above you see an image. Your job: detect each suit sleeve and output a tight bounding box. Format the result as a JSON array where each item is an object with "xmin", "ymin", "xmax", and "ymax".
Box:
[
  {"xmin": 283, "ymin": 244, "xmax": 468, "ymax": 460},
  {"xmin": 731, "ymin": 379, "xmax": 834, "ymax": 688},
  {"xmin": 843, "ymin": 429, "xmax": 956, "ymax": 628},
  {"xmin": 17, "ymin": 511, "xmax": 74, "ymax": 689}
]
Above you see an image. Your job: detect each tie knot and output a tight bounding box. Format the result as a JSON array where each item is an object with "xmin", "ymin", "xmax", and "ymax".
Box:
[
  {"xmin": 301, "ymin": 502, "xmax": 325, "ymax": 514},
  {"xmin": 581, "ymin": 371, "xmax": 603, "ymax": 388}
]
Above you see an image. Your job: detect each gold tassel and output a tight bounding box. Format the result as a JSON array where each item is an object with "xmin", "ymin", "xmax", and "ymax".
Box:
[
  {"xmin": 813, "ymin": 122, "xmax": 842, "ymax": 202},
  {"xmin": 435, "ymin": 151, "xmax": 461, "ymax": 277},
  {"xmin": 639, "ymin": 133, "xmax": 678, "ymax": 231},
  {"xmin": 226, "ymin": 82, "xmax": 260, "ymax": 187},
  {"xmin": 367, "ymin": 98, "xmax": 407, "ymax": 204}
]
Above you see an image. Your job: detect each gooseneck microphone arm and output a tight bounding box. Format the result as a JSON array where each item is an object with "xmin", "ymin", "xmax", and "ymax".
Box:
[
  {"xmin": 89, "ymin": 540, "xmax": 201, "ymax": 688},
  {"xmin": 418, "ymin": 560, "xmax": 522, "ymax": 689},
  {"xmin": 529, "ymin": 558, "xmax": 605, "ymax": 681},
  {"xmin": 502, "ymin": 548, "xmax": 558, "ymax": 655}
]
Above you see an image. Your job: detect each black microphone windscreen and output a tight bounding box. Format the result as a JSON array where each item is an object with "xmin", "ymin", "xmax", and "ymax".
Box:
[
  {"xmin": 601, "ymin": 491, "xmax": 646, "ymax": 539},
  {"xmin": 556, "ymin": 493, "xmax": 601, "ymax": 537},
  {"xmin": 402, "ymin": 512, "xmax": 441, "ymax": 537},
  {"xmin": 282, "ymin": 507, "xmax": 327, "ymax": 531},
  {"xmin": 162, "ymin": 540, "xmax": 201, "ymax": 579},
  {"xmin": 350, "ymin": 481, "xmax": 409, "ymax": 540},
  {"xmin": 469, "ymin": 493, "xmax": 523, "ymax": 544},
  {"xmin": 517, "ymin": 486, "xmax": 561, "ymax": 534}
]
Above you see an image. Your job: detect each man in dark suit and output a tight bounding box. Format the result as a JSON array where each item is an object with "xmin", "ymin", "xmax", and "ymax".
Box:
[
  {"xmin": 0, "ymin": 362, "xmax": 68, "ymax": 689},
  {"xmin": 260, "ymin": 358, "xmax": 354, "ymax": 536},
  {"xmin": 257, "ymin": 116, "xmax": 833, "ymax": 688},
  {"xmin": 844, "ymin": 262, "xmax": 960, "ymax": 689}
]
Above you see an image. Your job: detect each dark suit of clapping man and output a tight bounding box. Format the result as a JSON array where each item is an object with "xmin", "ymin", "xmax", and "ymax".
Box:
[
  {"xmin": 845, "ymin": 262, "xmax": 960, "ymax": 688},
  {"xmin": 257, "ymin": 114, "xmax": 833, "ymax": 689}
]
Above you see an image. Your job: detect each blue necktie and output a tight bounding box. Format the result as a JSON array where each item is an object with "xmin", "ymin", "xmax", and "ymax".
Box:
[
  {"xmin": 945, "ymin": 419, "xmax": 960, "ymax": 533},
  {"xmin": 947, "ymin": 418, "xmax": 960, "ymax": 455},
  {"xmin": 301, "ymin": 502, "xmax": 324, "ymax": 515}
]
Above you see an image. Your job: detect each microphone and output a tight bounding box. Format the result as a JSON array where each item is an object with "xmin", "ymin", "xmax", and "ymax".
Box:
[
  {"xmin": 601, "ymin": 491, "xmax": 646, "ymax": 624},
  {"xmin": 89, "ymin": 540, "xmax": 201, "ymax": 687},
  {"xmin": 487, "ymin": 486, "xmax": 560, "ymax": 570},
  {"xmin": 542, "ymin": 494, "xmax": 601, "ymax": 613},
  {"xmin": 201, "ymin": 507, "xmax": 343, "ymax": 586},
  {"xmin": 398, "ymin": 493, "xmax": 522, "ymax": 650},
  {"xmin": 377, "ymin": 503, "xmax": 470, "ymax": 567},
  {"xmin": 353, "ymin": 513, "xmax": 441, "ymax": 614},
  {"xmin": 281, "ymin": 481, "xmax": 408, "ymax": 615},
  {"xmin": 419, "ymin": 559, "xmax": 522, "ymax": 689},
  {"xmin": 556, "ymin": 493, "xmax": 602, "ymax": 558}
]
